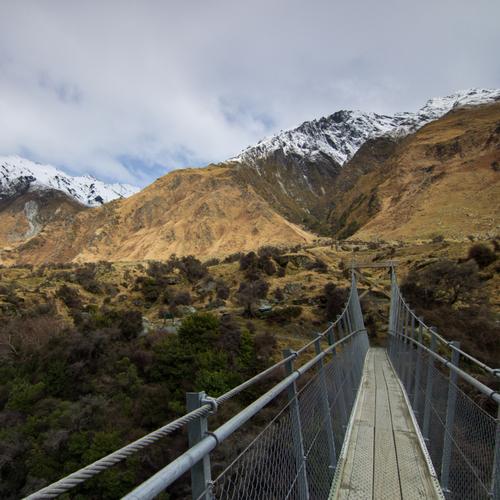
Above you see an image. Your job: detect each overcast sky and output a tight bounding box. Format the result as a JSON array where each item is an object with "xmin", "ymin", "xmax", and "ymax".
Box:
[{"xmin": 0, "ymin": 0, "xmax": 499, "ymax": 186}]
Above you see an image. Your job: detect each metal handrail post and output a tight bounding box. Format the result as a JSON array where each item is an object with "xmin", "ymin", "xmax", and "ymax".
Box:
[
  {"xmin": 339, "ymin": 315, "xmax": 356, "ymax": 406},
  {"xmin": 283, "ymin": 348, "xmax": 309, "ymax": 500},
  {"xmin": 329, "ymin": 324, "xmax": 348, "ymax": 428},
  {"xmin": 441, "ymin": 341, "xmax": 460, "ymax": 494},
  {"xmin": 402, "ymin": 307, "xmax": 410, "ymax": 390},
  {"xmin": 186, "ymin": 392, "xmax": 213, "ymax": 500},
  {"xmin": 423, "ymin": 330, "xmax": 438, "ymax": 443},
  {"xmin": 412, "ymin": 320, "xmax": 424, "ymax": 412},
  {"xmin": 490, "ymin": 405, "xmax": 500, "ymax": 500},
  {"xmin": 315, "ymin": 335, "xmax": 337, "ymax": 471},
  {"xmin": 404, "ymin": 312, "xmax": 416, "ymax": 397}
]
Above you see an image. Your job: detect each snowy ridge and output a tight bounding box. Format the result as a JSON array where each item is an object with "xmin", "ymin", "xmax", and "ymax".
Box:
[
  {"xmin": 0, "ymin": 156, "xmax": 140, "ymax": 206},
  {"xmin": 231, "ymin": 88, "xmax": 500, "ymax": 167}
]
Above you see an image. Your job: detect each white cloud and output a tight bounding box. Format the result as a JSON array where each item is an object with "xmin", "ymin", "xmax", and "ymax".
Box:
[{"xmin": 0, "ymin": 0, "xmax": 499, "ymax": 185}]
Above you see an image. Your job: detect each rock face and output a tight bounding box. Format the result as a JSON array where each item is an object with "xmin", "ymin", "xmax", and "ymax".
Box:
[{"xmin": 0, "ymin": 156, "xmax": 139, "ymax": 207}]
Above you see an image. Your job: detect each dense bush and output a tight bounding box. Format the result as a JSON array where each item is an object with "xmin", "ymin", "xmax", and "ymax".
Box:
[
  {"xmin": 216, "ymin": 280, "xmax": 230, "ymax": 300},
  {"xmin": 236, "ymin": 279, "xmax": 269, "ymax": 316},
  {"xmin": 323, "ymin": 283, "xmax": 348, "ymax": 321},
  {"xmin": 401, "ymin": 258, "xmax": 497, "ymax": 367},
  {"xmin": 467, "ymin": 243, "xmax": 497, "ymax": 268},
  {"xmin": 0, "ymin": 307, "xmax": 275, "ymax": 499},
  {"xmin": 401, "ymin": 260, "xmax": 480, "ymax": 307},
  {"xmin": 57, "ymin": 284, "xmax": 82, "ymax": 309},
  {"xmin": 265, "ymin": 306, "xmax": 302, "ymax": 324}
]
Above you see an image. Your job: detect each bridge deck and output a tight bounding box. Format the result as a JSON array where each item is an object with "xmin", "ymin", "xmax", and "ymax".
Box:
[{"xmin": 330, "ymin": 348, "xmax": 443, "ymax": 500}]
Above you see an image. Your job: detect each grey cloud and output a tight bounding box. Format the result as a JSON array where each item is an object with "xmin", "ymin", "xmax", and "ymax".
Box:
[{"xmin": 0, "ymin": 0, "xmax": 498, "ymax": 185}]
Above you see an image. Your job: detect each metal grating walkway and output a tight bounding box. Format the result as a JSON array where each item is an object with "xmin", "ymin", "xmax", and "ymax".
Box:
[{"xmin": 330, "ymin": 348, "xmax": 444, "ymax": 500}]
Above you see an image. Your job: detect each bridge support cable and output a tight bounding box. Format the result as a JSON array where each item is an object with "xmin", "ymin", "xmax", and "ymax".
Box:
[
  {"xmin": 25, "ymin": 272, "xmax": 369, "ymax": 499},
  {"xmin": 388, "ymin": 267, "xmax": 500, "ymax": 500}
]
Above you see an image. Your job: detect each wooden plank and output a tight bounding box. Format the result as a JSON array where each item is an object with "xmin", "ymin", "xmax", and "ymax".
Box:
[
  {"xmin": 382, "ymin": 351, "xmax": 443, "ymax": 499},
  {"xmin": 330, "ymin": 348, "xmax": 443, "ymax": 500},
  {"xmin": 373, "ymin": 349, "xmax": 401, "ymax": 500}
]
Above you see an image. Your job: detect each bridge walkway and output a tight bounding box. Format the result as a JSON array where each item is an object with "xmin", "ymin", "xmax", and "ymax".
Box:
[{"xmin": 330, "ymin": 347, "xmax": 443, "ymax": 500}]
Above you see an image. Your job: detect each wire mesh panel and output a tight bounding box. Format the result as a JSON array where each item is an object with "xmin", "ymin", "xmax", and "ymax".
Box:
[
  {"xmin": 388, "ymin": 270, "xmax": 499, "ymax": 500},
  {"xmin": 211, "ymin": 329, "xmax": 369, "ymax": 500}
]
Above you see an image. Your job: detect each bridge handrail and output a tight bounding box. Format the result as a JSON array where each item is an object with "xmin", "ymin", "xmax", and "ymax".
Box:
[
  {"xmin": 123, "ymin": 328, "xmax": 366, "ymax": 500},
  {"xmin": 388, "ymin": 266, "xmax": 500, "ymax": 499},
  {"xmin": 25, "ymin": 274, "xmax": 361, "ymax": 499},
  {"xmin": 390, "ymin": 329, "xmax": 500, "ymax": 404},
  {"xmin": 390, "ymin": 266, "xmax": 500, "ymax": 378}
]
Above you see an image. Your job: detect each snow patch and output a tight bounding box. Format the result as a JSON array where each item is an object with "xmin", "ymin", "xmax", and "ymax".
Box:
[
  {"xmin": 231, "ymin": 88, "xmax": 500, "ymax": 168},
  {"xmin": 0, "ymin": 156, "xmax": 140, "ymax": 206}
]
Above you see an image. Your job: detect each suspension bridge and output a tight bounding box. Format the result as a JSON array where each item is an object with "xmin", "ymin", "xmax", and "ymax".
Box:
[{"xmin": 25, "ymin": 266, "xmax": 500, "ymax": 499}]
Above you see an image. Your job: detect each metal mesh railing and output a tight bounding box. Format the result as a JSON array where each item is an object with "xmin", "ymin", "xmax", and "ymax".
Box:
[
  {"xmin": 388, "ymin": 268, "xmax": 500, "ymax": 500},
  {"xmin": 209, "ymin": 330, "xmax": 368, "ymax": 500},
  {"xmin": 26, "ymin": 273, "xmax": 369, "ymax": 500}
]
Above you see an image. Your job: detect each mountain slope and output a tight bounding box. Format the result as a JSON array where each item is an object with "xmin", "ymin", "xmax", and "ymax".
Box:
[
  {"xmin": 0, "ymin": 156, "xmax": 139, "ymax": 207},
  {"xmin": 3, "ymin": 165, "xmax": 315, "ymax": 264},
  {"xmin": 328, "ymin": 101, "xmax": 500, "ymax": 240},
  {"xmin": 225, "ymin": 89, "xmax": 500, "ymax": 233},
  {"xmin": 232, "ymin": 88, "xmax": 500, "ymax": 167}
]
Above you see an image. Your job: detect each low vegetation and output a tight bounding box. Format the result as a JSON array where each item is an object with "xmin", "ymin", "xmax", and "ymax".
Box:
[{"xmin": 0, "ymin": 238, "xmax": 497, "ymax": 498}]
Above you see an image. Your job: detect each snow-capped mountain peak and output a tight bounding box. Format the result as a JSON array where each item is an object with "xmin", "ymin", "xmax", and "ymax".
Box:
[
  {"xmin": 0, "ymin": 156, "xmax": 140, "ymax": 206},
  {"xmin": 231, "ymin": 88, "xmax": 500, "ymax": 167}
]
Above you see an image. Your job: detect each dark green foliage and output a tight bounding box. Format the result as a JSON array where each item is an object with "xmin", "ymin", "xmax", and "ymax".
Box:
[
  {"xmin": 402, "ymin": 260, "xmax": 480, "ymax": 306},
  {"xmin": 323, "ymin": 283, "xmax": 348, "ymax": 321},
  {"xmin": 239, "ymin": 251, "xmax": 257, "ymax": 271},
  {"xmin": 57, "ymin": 285, "xmax": 82, "ymax": 309},
  {"xmin": 0, "ymin": 305, "xmax": 275, "ymax": 499},
  {"xmin": 236, "ymin": 279, "xmax": 269, "ymax": 316},
  {"xmin": 119, "ymin": 310, "xmax": 143, "ymax": 340},
  {"xmin": 177, "ymin": 256, "xmax": 208, "ymax": 283},
  {"xmin": 467, "ymin": 243, "xmax": 497, "ymax": 268},
  {"xmin": 74, "ymin": 263, "xmax": 101, "ymax": 293},
  {"xmin": 264, "ymin": 306, "xmax": 302, "ymax": 324},
  {"xmin": 274, "ymin": 287, "xmax": 284, "ymax": 302},
  {"xmin": 216, "ymin": 280, "xmax": 230, "ymax": 300},
  {"xmin": 240, "ymin": 251, "xmax": 281, "ymax": 279},
  {"xmin": 259, "ymin": 255, "xmax": 277, "ymax": 275},
  {"xmin": 401, "ymin": 257, "xmax": 498, "ymax": 367},
  {"xmin": 171, "ymin": 291, "xmax": 192, "ymax": 306},
  {"xmin": 305, "ymin": 258, "xmax": 328, "ymax": 273}
]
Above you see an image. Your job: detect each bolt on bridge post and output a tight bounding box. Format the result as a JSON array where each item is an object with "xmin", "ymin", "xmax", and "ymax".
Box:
[
  {"xmin": 314, "ymin": 334, "xmax": 337, "ymax": 471},
  {"xmin": 441, "ymin": 341, "xmax": 460, "ymax": 494},
  {"xmin": 283, "ymin": 348, "xmax": 309, "ymax": 500},
  {"xmin": 186, "ymin": 392, "xmax": 213, "ymax": 500}
]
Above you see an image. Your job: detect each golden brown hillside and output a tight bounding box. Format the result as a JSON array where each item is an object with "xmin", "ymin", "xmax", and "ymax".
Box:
[
  {"xmin": 2, "ymin": 165, "xmax": 314, "ymax": 264},
  {"xmin": 331, "ymin": 103, "xmax": 500, "ymax": 240}
]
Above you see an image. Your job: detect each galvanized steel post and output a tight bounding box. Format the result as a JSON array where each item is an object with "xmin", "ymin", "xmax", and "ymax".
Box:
[
  {"xmin": 329, "ymin": 324, "xmax": 348, "ymax": 428},
  {"xmin": 186, "ymin": 392, "xmax": 212, "ymax": 500},
  {"xmin": 423, "ymin": 329, "xmax": 438, "ymax": 443},
  {"xmin": 404, "ymin": 312, "xmax": 416, "ymax": 397},
  {"xmin": 441, "ymin": 341, "xmax": 460, "ymax": 494},
  {"xmin": 314, "ymin": 335, "xmax": 337, "ymax": 471},
  {"xmin": 283, "ymin": 348, "xmax": 309, "ymax": 500},
  {"xmin": 412, "ymin": 320, "xmax": 424, "ymax": 412},
  {"xmin": 490, "ymin": 405, "xmax": 500, "ymax": 500}
]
